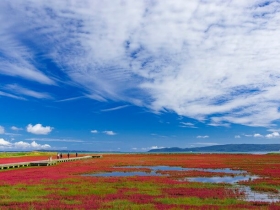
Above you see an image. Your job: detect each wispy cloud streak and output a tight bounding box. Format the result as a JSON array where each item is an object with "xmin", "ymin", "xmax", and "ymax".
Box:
[
  {"xmin": 56, "ymin": 96, "xmax": 86, "ymax": 102},
  {"xmin": 101, "ymin": 105, "xmax": 130, "ymax": 112},
  {"xmin": 5, "ymin": 84, "xmax": 52, "ymax": 99},
  {"xmin": 1, "ymin": 1, "xmax": 280, "ymax": 127},
  {"xmin": 0, "ymin": 91, "xmax": 25, "ymax": 100}
]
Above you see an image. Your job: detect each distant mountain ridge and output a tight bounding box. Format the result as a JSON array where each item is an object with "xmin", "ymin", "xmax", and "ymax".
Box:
[{"xmin": 148, "ymin": 144, "xmax": 280, "ymax": 153}]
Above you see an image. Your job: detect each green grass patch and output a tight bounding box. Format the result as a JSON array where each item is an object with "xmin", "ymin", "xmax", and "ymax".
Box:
[
  {"xmin": 101, "ymin": 199, "xmax": 155, "ymax": 210},
  {"xmin": 120, "ymin": 181, "xmax": 162, "ymax": 196},
  {"xmin": 250, "ymin": 184, "xmax": 279, "ymax": 193},
  {"xmin": 57, "ymin": 181, "xmax": 117, "ymax": 196},
  {"xmin": 156, "ymin": 197, "xmax": 244, "ymax": 206},
  {"xmin": 176, "ymin": 182, "xmax": 231, "ymax": 189},
  {"xmin": 0, "ymin": 184, "xmax": 49, "ymax": 203},
  {"xmin": 0, "ymin": 151, "xmax": 56, "ymax": 158},
  {"xmin": 61, "ymin": 199, "xmax": 82, "ymax": 205}
]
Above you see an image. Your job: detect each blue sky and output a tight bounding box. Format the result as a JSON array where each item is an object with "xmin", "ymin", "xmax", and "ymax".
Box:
[{"xmin": 1, "ymin": 0, "xmax": 280, "ymax": 151}]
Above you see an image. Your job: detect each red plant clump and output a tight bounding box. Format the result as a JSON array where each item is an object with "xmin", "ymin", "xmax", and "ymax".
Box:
[
  {"xmin": 0, "ymin": 199, "xmax": 101, "ymax": 210},
  {"xmin": 0, "ymin": 156, "xmax": 50, "ymax": 164},
  {"xmin": 163, "ymin": 187, "xmax": 242, "ymax": 199},
  {"xmin": 1, "ymin": 153, "xmax": 280, "ymax": 209}
]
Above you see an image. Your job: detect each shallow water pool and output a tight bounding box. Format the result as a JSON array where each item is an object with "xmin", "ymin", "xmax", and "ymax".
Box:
[
  {"xmin": 186, "ymin": 175, "xmax": 259, "ymax": 184},
  {"xmin": 83, "ymin": 165, "xmax": 280, "ymax": 202},
  {"xmin": 84, "ymin": 165, "xmax": 247, "ymax": 179}
]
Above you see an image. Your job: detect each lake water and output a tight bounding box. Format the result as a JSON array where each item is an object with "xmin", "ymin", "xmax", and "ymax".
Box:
[
  {"xmin": 86, "ymin": 165, "xmax": 246, "ymax": 178},
  {"xmin": 114, "ymin": 165, "xmax": 246, "ymax": 174},
  {"xmin": 91, "ymin": 171, "xmax": 162, "ymax": 177}
]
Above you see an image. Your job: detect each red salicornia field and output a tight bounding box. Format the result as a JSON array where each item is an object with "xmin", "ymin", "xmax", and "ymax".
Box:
[{"xmin": 1, "ymin": 153, "xmax": 280, "ymax": 209}]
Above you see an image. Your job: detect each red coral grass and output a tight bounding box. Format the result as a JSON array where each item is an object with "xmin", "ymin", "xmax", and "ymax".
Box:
[
  {"xmin": 0, "ymin": 155, "xmax": 51, "ymax": 164},
  {"xmin": 1, "ymin": 153, "xmax": 280, "ymax": 209},
  {"xmin": 163, "ymin": 187, "xmax": 242, "ymax": 199}
]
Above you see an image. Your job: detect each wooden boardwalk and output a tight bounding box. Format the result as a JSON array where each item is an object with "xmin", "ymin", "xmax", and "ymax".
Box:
[{"xmin": 0, "ymin": 155, "xmax": 102, "ymax": 170}]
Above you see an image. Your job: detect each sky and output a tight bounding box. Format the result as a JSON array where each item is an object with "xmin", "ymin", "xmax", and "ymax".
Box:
[{"xmin": 1, "ymin": 0, "xmax": 280, "ymax": 152}]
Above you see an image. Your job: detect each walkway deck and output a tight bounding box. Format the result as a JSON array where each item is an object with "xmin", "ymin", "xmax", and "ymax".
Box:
[{"xmin": 0, "ymin": 155, "xmax": 102, "ymax": 170}]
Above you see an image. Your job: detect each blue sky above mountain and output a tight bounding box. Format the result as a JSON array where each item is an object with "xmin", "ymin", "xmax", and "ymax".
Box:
[{"xmin": 1, "ymin": 0, "xmax": 280, "ymax": 151}]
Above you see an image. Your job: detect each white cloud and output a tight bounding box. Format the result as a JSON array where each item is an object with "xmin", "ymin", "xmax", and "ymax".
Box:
[
  {"xmin": 254, "ymin": 133, "xmax": 263, "ymax": 138},
  {"xmin": 0, "ymin": 138, "xmax": 50, "ymax": 150},
  {"xmin": 4, "ymin": 133, "xmax": 21, "ymax": 136},
  {"xmin": 90, "ymin": 130, "xmax": 98, "ymax": 134},
  {"xmin": 14, "ymin": 141, "xmax": 30, "ymax": 148},
  {"xmin": 191, "ymin": 142, "xmax": 220, "ymax": 147},
  {"xmin": 0, "ymin": 138, "xmax": 11, "ymax": 146},
  {"xmin": 196, "ymin": 135, "xmax": 209, "ymax": 139},
  {"xmin": 14, "ymin": 141, "xmax": 50, "ymax": 150},
  {"xmin": 245, "ymin": 132, "xmax": 280, "ymax": 138},
  {"xmin": 266, "ymin": 132, "xmax": 280, "ymax": 138},
  {"xmin": 1, "ymin": 1, "xmax": 280, "ymax": 127},
  {"xmin": 31, "ymin": 141, "xmax": 50, "ymax": 149},
  {"xmin": 0, "ymin": 126, "xmax": 4, "ymax": 134},
  {"xmin": 103, "ymin": 131, "xmax": 116, "ymax": 136},
  {"xmin": 26, "ymin": 124, "xmax": 53, "ymax": 135},
  {"xmin": 235, "ymin": 135, "xmax": 241, "ymax": 138},
  {"xmin": 149, "ymin": 146, "xmax": 163, "ymax": 150},
  {"xmin": 267, "ymin": 128, "xmax": 280, "ymax": 132},
  {"xmin": 11, "ymin": 126, "xmax": 23, "ymax": 131},
  {"xmin": 180, "ymin": 122, "xmax": 197, "ymax": 128},
  {"xmin": 0, "ymin": 1, "xmax": 54, "ymax": 86},
  {"xmin": 132, "ymin": 146, "xmax": 164, "ymax": 151},
  {"xmin": 150, "ymin": 133, "xmax": 167, "ymax": 138},
  {"xmin": 25, "ymin": 138, "xmax": 84, "ymax": 142},
  {"xmin": 208, "ymin": 122, "xmax": 231, "ymax": 127}
]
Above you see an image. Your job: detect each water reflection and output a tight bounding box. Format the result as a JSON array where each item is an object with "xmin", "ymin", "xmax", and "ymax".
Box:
[
  {"xmin": 185, "ymin": 175, "xmax": 280, "ymax": 202},
  {"xmin": 117, "ymin": 166, "xmax": 246, "ymax": 174},
  {"xmin": 241, "ymin": 186, "xmax": 280, "ymax": 202},
  {"xmin": 85, "ymin": 165, "xmax": 246, "ymax": 178},
  {"xmin": 89, "ymin": 171, "xmax": 162, "ymax": 177},
  {"xmin": 186, "ymin": 175, "xmax": 259, "ymax": 184}
]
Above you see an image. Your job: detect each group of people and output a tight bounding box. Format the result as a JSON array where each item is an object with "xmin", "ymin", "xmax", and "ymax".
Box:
[
  {"xmin": 57, "ymin": 153, "xmax": 63, "ymax": 159},
  {"xmin": 57, "ymin": 152, "xmax": 78, "ymax": 159}
]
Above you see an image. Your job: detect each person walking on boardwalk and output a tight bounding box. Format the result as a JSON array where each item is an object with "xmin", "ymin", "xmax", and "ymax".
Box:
[
  {"xmin": 67, "ymin": 153, "xmax": 70, "ymax": 159},
  {"xmin": 60, "ymin": 153, "xmax": 62, "ymax": 159},
  {"xmin": 57, "ymin": 153, "xmax": 60, "ymax": 159},
  {"xmin": 76, "ymin": 152, "xmax": 78, "ymax": 157}
]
